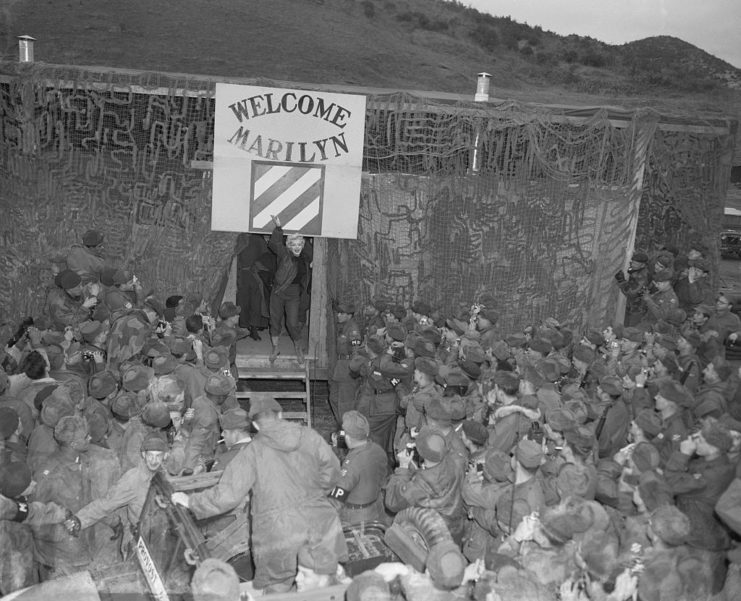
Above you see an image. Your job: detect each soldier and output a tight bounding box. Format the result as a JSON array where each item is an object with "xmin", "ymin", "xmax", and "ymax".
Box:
[
  {"xmin": 46, "ymin": 269, "xmax": 96, "ymax": 331},
  {"xmin": 65, "ymin": 432, "xmax": 169, "ymax": 556},
  {"xmin": 65, "ymin": 229, "xmax": 106, "ymax": 284},
  {"xmin": 212, "ymin": 408, "xmax": 252, "ymax": 471},
  {"xmin": 641, "ymin": 270, "xmax": 679, "ymax": 325},
  {"xmin": 328, "ymin": 301, "xmax": 362, "ymax": 427},
  {"xmin": 328, "ymin": 411, "xmax": 387, "ymax": 525},
  {"xmin": 674, "ymin": 258, "xmax": 712, "ymax": 313},
  {"xmin": 171, "ymin": 396, "xmax": 347, "ymax": 593},
  {"xmin": 615, "ymin": 252, "xmax": 650, "ymax": 326}
]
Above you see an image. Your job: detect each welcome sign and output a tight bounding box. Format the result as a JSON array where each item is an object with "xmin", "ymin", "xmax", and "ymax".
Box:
[{"xmin": 211, "ymin": 83, "xmax": 366, "ymax": 238}]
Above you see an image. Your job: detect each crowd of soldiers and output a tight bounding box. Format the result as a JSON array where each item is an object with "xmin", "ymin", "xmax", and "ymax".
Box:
[{"xmin": 1, "ymin": 230, "xmax": 741, "ymax": 600}]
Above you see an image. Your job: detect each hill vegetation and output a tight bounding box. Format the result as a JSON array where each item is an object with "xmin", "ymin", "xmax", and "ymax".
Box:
[{"xmin": 2, "ymin": 0, "xmax": 740, "ymax": 116}]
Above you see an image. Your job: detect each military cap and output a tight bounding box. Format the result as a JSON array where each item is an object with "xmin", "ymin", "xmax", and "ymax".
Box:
[
  {"xmin": 412, "ymin": 338, "xmax": 436, "ymax": 358},
  {"xmin": 122, "ymin": 364, "xmax": 154, "ymax": 392},
  {"xmin": 572, "ymin": 344, "xmax": 595, "ymax": 364},
  {"xmin": 441, "ymin": 368, "xmax": 470, "ymax": 389},
  {"xmin": 425, "ymin": 396, "xmax": 452, "ymax": 423},
  {"xmin": 297, "ymin": 544, "xmax": 337, "ymax": 575},
  {"xmin": 444, "ymin": 396, "xmax": 466, "ymax": 422},
  {"xmin": 650, "ymin": 505, "xmax": 690, "ymax": 546},
  {"xmin": 477, "ymin": 307, "xmax": 499, "ymax": 325},
  {"xmin": 204, "ymin": 347, "xmax": 228, "ymax": 371},
  {"xmin": 652, "ymin": 269, "xmax": 673, "ymax": 282},
  {"xmin": 564, "ymin": 398, "xmax": 588, "ymax": 424},
  {"xmin": 0, "ymin": 407, "xmax": 19, "ymax": 439},
  {"xmin": 657, "ymin": 380, "xmax": 694, "ymax": 408},
  {"xmin": 483, "ymin": 448, "xmax": 512, "ymax": 483},
  {"xmin": 631, "ymin": 442, "xmax": 660, "ymax": 474},
  {"xmin": 461, "ymin": 420, "xmax": 488, "ymax": 446},
  {"xmin": 564, "ymin": 425, "xmax": 595, "ymax": 453},
  {"xmin": 205, "ymin": 374, "xmax": 235, "ymax": 397},
  {"xmin": 463, "ymin": 344, "xmax": 486, "ymax": 364},
  {"xmin": 599, "ymin": 375, "xmax": 623, "ymax": 397},
  {"xmin": 345, "ymin": 572, "xmax": 390, "ymax": 601},
  {"xmin": 516, "ymin": 438, "xmax": 543, "ymax": 469},
  {"xmin": 411, "ymin": 300, "xmax": 431, "ymax": 316},
  {"xmin": 342, "ymin": 410, "xmax": 370, "ymax": 439},
  {"xmin": 426, "ymin": 540, "xmax": 466, "ymax": 590},
  {"xmin": 211, "ymin": 328, "xmax": 237, "ymax": 348},
  {"xmin": 372, "ymin": 297, "xmax": 389, "ymax": 312},
  {"xmin": 216, "ymin": 301, "xmax": 240, "ymax": 320},
  {"xmin": 491, "ymin": 340, "xmax": 510, "ymax": 361},
  {"xmin": 417, "ymin": 324, "xmax": 442, "ymax": 346},
  {"xmin": 166, "ymin": 336, "xmax": 191, "ymax": 357},
  {"xmin": 142, "ymin": 401, "xmax": 172, "ymax": 428},
  {"xmin": 141, "ymin": 432, "xmax": 169, "ymax": 453},
  {"xmin": 666, "ymin": 308, "xmax": 686, "ymax": 327},
  {"xmin": 88, "ymin": 370, "xmax": 118, "ymax": 399},
  {"xmin": 458, "ymin": 359, "xmax": 481, "ymax": 381},
  {"xmin": 79, "ymin": 320, "xmax": 103, "ymax": 343},
  {"xmin": 106, "ymin": 289, "xmax": 133, "ymax": 313},
  {"xmin": 389, "ymin": 305, "xmax": 407, "ymax": 321},
  {"xmin": 505, "ymin": 332, "xmax": 527, "ymax": 348},
  {"xmin": 546, "ymin": 408, "xmax": 577, "ymax": 433},
  {"xmin": 634, "ymin": 409, "xmax": 662, "ymax": 438},
  {"xmin": 366, "ymin": 335, "xmax": 385, "ymax": 354},
  {"xmin": 40, "ymin": 393, "xmax": 75, "ymax": 428},
  {"xmin": 335, "ymin": 300, "xmax": 356, "ymax": 314},
  {"xmin": 445, "ymin": 317, "xmax": 466, "ymax": 336},
  {"xmin": 556, "ymin": 463, "xmax": 594, "ymax": 499},
  {"xmin": 632, "ymin": 251, "xmax": 649, "ymax": 264},
  {"xmin": 153, "ymin": 354, "xmax": 178, "ymax": 376},
  {"xmin": 493, "ymin": 369, "xmax": 520, "ymax": 391},
  {"xmin": 701, "ymin": 419, "xmax": 732, "ymax": 452},
  {"xmin": 637, "ymin": 471, "xmax": 673, "ymax": 513},
  {"xmin": 57, "ymin": 269, "xmax": 81, "ymax": 290},
  {"xmin": 0, "ymin": 462, "xmax": 32, "ymax": 498},
  {"xmin": 111, "ymin": 391, "xmax": 142, "ymax": 419},
  {"xmin": 191, "ymin": 558, "xmax": 240, "ymax": 601},
  {"xmin": 54, "ymin": 415, "xmax": 89, "ymax": 446},
  {"xmin": 100, "ymin": 266, "xmax": 128, "ymax": 287},
  {"xmin": 537, "ymin": 358, "xmax": 560, "ymax": 383},
  {"xmin": 413, "ymin": 356, "xmax": 438, "ymax": 378},
  {"xmin": 386, "ymin": 322, "xmax": 406, "ymax": 342},
  {"xmin": 248, "ymin": 394, "xmax": 282, "ymax": 418},
  {"xmin": 220, "ymin": 408, "xmax": 251, "ymax": 431},
  {"xmin": 85, "ymin": 404, "xmax": 111, "ymax": 444},
  {"xmin": 584, "ymin": 328, "xmax": 606, "ymax": 347},
  {"xmin": 415, "ymin": 426, "xmax": 448, "ymax": 463},
  {"xmin": 82, "ymin": 229, "xmax": 104, "ymax": 246},
  {"xmin": 529, "ymin": 337, "xmax": 552, "ymax": 355},
  {"xmin": 690, "ymin": 257, "xmax": 709, "ymax": 272},
  {"xmin": 143, "ymin": 296, "xmax": 165, "ymax": 317}
]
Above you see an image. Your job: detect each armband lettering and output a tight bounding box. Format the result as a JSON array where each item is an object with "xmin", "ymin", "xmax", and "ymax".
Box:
[{"xmin": 329, "ymin": 486, "xmax": 349, "ymax": 502}]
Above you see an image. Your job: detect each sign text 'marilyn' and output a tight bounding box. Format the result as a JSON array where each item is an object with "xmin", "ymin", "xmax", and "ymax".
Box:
[{"xmin": 227, "ymin": 92, "xmax": 352, "ymax": 163}]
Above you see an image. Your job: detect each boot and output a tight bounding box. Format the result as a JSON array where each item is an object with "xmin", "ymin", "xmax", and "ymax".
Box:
[
  {"xmin": 294, "ymin": 341, "xmax": 305, "ymax": 367},
  {"xmin": 269, "ymin": 336, "xmax": 280, "ymax": 363},
  {"xmin": 249, "ymin": 327, "xmax": 261, "ymax": 341}
]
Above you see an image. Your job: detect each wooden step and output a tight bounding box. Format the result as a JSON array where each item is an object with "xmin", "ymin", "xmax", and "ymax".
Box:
[
  {"xmin": 236, "ymin": 391, "xmax": 308, "ymax": 400},
  {"xmin": 238, "ymin": 366, "xmax": 308, "ymax": 380}
]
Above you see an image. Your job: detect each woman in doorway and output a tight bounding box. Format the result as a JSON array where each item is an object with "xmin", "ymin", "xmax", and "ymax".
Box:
[{"xmin": 268, "ymin": 215, "xmax": 312, "ymax": 365}]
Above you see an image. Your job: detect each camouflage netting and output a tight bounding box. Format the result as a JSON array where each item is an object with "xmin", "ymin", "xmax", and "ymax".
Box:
[{"xmin": 0, "ymin": 62, "xmax": 735, "ymax": 338}]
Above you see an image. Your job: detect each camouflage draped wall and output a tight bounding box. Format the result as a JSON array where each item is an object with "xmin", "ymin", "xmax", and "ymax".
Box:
[{"xmin": 0, "ymin": 62, "xmax": 734, "ymax": 337}]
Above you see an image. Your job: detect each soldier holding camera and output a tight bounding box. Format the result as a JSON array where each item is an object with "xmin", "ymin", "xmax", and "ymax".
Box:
[
  {"xmin": 328, "ymin": 411, "xmax": 387, "ymax": 525},
  {"xmin": 615, "ymin": 252, "xmax": 650, "ymax": 326}
]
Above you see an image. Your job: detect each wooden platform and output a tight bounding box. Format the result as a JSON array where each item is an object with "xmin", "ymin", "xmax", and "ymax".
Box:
[{"xmin": 235, "ymin": 334, "xmax": 328, "ymax": 380}]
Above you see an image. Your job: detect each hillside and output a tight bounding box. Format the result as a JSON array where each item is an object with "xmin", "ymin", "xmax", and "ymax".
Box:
[{"xmin": 1, "ymin": 0, "xmax": 740, "ymax": 119}]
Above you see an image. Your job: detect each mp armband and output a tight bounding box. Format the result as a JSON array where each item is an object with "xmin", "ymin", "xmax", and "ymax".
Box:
[
  {"xmin": 329, "ymin": 486, "xmax": 349, "ymax": 502},
  {"xmin": 13, "ymin": 499, "xmax": 29, "ymax": 523}
]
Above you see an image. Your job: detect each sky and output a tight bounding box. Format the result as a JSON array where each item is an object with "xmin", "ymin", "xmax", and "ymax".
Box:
[{"xmin": 465, "ymin": 0, "xmax": 741, "ymax": 69}]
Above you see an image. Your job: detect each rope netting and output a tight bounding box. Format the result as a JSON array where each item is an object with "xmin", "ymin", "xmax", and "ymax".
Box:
[{"xmin": 0, "ymin": 62, "xmax": 732, "ymax": 337}]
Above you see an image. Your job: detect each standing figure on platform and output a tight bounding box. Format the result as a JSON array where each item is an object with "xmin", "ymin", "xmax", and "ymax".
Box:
[
  {"xmin": 236, "ymin": 233, "xmax": 274, "ymax": 341},
  {"xmin": 267, "ymin": 216, "xmax": 312, "ymax": 366}
]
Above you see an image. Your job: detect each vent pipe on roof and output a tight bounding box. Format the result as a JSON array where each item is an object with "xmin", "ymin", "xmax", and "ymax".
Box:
[
  {"xmin": 18, "ymin": 35, "xmax": 36, "ymax": 63},
  {"xmin": 474, "ymin": 72, "xmax": 491, "ymax": 102}
]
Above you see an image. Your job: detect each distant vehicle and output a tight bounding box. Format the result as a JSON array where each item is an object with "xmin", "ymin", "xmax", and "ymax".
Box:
[{"xmin": 721, "ymin": 230, "xmax": 741, "ymax": 260}]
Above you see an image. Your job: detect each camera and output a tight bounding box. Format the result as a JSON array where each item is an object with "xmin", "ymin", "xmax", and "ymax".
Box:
[
  {"xmin": 331, "ymin": 430, "xmax": 347, "ymax": 449},
  {"xmin": 405, "ymin": 441, "xmax": 421, "ymax": 466},
  {"xmin": 6, "ymin": 317, "xmax": 33, "ymax": 348}
]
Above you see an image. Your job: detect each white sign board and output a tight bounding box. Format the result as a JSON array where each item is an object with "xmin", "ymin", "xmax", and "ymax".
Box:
[{"xmin": 211, "ymin": 83, "xmax": 366, "ymax": 238}]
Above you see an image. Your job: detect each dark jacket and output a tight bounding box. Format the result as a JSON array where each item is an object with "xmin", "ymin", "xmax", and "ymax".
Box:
[{"xmin": 269, "ymin": 226, "xmax": 312, "ymax": 297}]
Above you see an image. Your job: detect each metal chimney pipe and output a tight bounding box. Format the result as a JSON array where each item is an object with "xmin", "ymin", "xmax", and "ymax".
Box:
[{"xmin": 18, "ymin": 35, "xmax": 36, "ymax": 63}]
